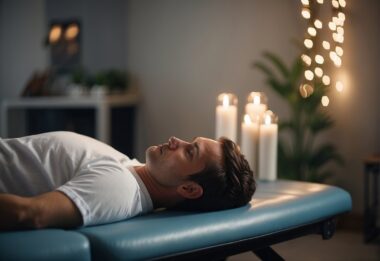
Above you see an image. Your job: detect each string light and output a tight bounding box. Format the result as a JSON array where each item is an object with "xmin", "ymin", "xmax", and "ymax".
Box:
[
  {"xmin": 304, "ymin": 39, "xmax": 313, "ymax": 48},
  {"xmin": 322, "ymin": 41, "xmax": 330, "ymax": 50},
  {"xmin": 336, "ymin": 81, "xmax": 344, "ymax": 92},
  {"xmin": 299, "ymin": 0, "xmax": 346, "ymax": 105},
  {"xmin": 308, "ymin": 27, "xmax": 317, "ymax": 37},
  {"xmin": 302, "ymin": 8, "xmax": 311, "ymax": 19},
  {"xmin": 321, "ymin": 96, "xmax": 330, "ymax": 106}
]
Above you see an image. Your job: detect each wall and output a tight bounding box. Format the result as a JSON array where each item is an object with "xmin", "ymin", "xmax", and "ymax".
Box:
[
  {"xmin": 0, "ymin": 0, "xmax": 47, "ymax": 99},
  {"xmin": 127, "ymin": 0, "xmax": 301, "ymax": 157}
]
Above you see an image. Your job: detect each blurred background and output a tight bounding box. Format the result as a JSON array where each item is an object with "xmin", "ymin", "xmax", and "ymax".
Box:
[{"xmin": 0, "ymin": 0, "xmax": 379, "ymax": 258}]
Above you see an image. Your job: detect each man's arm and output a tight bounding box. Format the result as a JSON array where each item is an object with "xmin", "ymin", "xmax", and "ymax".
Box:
[{"xmin": 0, "ymin": 191, "xmax": 83, "ymax": 231}]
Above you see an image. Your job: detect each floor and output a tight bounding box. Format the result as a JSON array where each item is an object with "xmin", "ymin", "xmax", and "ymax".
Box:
[{"xmin": 228, "ymin": 230, "xmax": 380, "ymax": 261}]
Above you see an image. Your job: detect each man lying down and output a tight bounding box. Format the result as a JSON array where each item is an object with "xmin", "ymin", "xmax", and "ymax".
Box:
[{"xmin": 0, "ymin": 131, "xmax": 256, "ymax": 231}]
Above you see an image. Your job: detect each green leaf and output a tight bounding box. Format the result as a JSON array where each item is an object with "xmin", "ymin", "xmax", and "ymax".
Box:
[
  {"xmin": 253, "ymin": 61, "xmax": 276, "ymax": 79},
  {"xmin": 263, "ymin": 52, "xmax": 289, "ymax": 78},
  {"xmin": 309, "ymin": 144, "xmax": 344, "ymax": 168},
  {"xmin": 308, "ymin": 113, "xmax": 334, "ymax": 134}
]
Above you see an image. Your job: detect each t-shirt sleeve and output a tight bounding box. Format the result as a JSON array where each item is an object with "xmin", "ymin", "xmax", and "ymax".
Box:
[{"xmin": 57, "ymin": 159, "xmax": 143, "ymax": 226}]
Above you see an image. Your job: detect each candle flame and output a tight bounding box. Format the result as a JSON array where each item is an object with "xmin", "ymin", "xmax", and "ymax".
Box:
[
  {"xmin": 244, "ymin": 114, "xmax": 252, "ymax": 124},
  {"xmin": 222, "ymin": 95, "xmax": 229, "ymax": 107},
  {"xmin": 264, "ymin": 115, "xmax": 272, "ymax": 125},
  {"xmin": 253, "ymin": 95, "xmax": 261, "ymax": 105}
]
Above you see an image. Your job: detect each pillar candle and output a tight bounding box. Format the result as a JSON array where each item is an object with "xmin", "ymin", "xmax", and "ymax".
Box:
[
  {"xmin": 215, "ymin": 93, "xmax": 237, "ymax": 142},
  {"xmin": 258, "ymin": 110, "xmax": 278, "ymax": 181},
  {"xmin": 241, "ymin": 114, "xmax": 259, "ymax": 175},
  {"xmin": 245, "ymin": 92, "xmax": 268, "ymax": 120}
]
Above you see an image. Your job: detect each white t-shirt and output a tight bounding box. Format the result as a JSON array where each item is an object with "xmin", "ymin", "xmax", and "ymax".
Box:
[{"xmin": 0, "ymin": 131, "xmax": 153, "ymax": 226}]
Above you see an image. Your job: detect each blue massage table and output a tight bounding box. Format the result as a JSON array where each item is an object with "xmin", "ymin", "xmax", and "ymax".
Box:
[{"xmin": 0, "ymin": 180, "xmax": 352, "ymax": 261}]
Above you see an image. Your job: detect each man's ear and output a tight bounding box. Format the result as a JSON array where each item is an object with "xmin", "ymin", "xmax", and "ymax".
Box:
[{"xmin": 177, "ymin": 181, "xmax": 203, "ymax": 199}]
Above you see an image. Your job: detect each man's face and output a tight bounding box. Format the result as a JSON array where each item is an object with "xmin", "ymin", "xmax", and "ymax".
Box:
[{"xmin": 145, "ymin": 136, "xmax": 223, "ymax": 187}]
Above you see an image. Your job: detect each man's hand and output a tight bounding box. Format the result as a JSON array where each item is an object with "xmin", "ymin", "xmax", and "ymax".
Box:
[{"xmin": 0, "ymin": 191, "xmax": 83, "ymax": 231}]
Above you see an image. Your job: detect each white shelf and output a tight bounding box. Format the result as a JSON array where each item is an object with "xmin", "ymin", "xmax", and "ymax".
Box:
[{"xmin": 1, "ymin": 93, "xmax": 139, "ymax": 144}]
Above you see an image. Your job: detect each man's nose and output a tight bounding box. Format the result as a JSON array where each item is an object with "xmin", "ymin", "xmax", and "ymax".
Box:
[{"xmin": 168, "ymin": 136, "xmax": 186, "ymax": 150}]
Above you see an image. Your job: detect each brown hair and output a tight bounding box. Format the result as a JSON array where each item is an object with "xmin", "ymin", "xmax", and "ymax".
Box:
[{"xmin": 173, "ymin": 137, "xmax": 256, "ymax": 212}]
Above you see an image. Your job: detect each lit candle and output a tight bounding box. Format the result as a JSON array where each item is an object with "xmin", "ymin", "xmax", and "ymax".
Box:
[
  {"xmin": 241, "ymin": 114, "xmax": 260, "ymax": 175},
  {"xmin": 245, "ymin": 92, "xmax": 267, "ymax": 121},
  {"xmin": 215, "ymin": 93, "xmax": 238, "ymax": 141},
  {"xmin": 258, "ymin": 110, "xmax": 278, "ymax": 181}
]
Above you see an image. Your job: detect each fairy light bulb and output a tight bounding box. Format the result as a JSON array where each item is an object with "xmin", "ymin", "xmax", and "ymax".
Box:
[
  {"xmin": 329, "ymin": 22, "xmax": 336, "ymax": 31},
  {"xmin": 322, "ymin": 41, "xmax": 330, "ymax": 50},
  {"xmin": 336, "ymin": 46, "xmax": 344, "ymax": 56},
  {"xmin": 334, "ymin": 56, "xmax": 342, "ymax": 67},
  {"xmin": 305, "ymin": 70, "xmax": 314, "ymax": 81},
  {"xmin": 317, "ymin": 0, "xmax": 324, "ymax": 4},
  {"xmin": 301, "ymin": 54, "xmax": 312, "ymax": 66},
  {"xmin": 315, "ymin": 67, "xmax": 323, "ymax": 78},
  {"xmin": 337, "ymin": 26, "xmax": 344, "ymax": 35},
  {"xmin": 314, "ymin": 19, "xmax": 323, "ymax": 29},
  {"xmin": 332, "ymin": 0, "xmax": 339, "ymax": 8},
  {"xmin": 304, "ymin": 39, "xmax": 313, "ymax": 49},
  {"xmin": 330, "ymin": 51, "xmax": 337, "ymax": 61},
  {"xmin": 336, "ymin": 81, "xmax": 344, "ymax": 92},
  {"xmin": 322, "ymin": 75, "xmax": 330, "ymax": 85},
  {"xmin": 308, "ymin": 27, "xmax": 317, "ymax": 37},
  {"xmin": 301, "ymin": 0, "xmax": 309, "ymax": 5},
  {"xmin": 321, "ymin": 96, "xmax": 330, "ymax": 107},
  {"xmin": 315, "ymin": 54, "xmax": 324, "ymax": 64},
  {"xmin": 301, "ymin": 8, "xmax": 311, "ymax": 19},
  {"xmin": 339, "ymin": 0, "xmax": 346, "ymax": 8},
  {"xmin": 338, "ymin": 12, "xmax": 346, "ymax": 22}
]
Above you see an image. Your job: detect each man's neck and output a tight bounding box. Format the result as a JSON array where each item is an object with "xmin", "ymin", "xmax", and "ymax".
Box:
[{"xmin": 134, "ymin": 165, "xmax": 182, "ymax": 209}]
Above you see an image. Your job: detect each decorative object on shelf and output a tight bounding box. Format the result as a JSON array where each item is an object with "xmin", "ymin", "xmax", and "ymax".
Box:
[
  {"xmin": 215, "ymin": 93, "xmax": 238, "ymax": 142},
  {"xmin": 21, "ymin": 70, "xmax": 54, "ymax": 97},
  {"xmin": 299, "ymin": 0, "xmax": 346, "ymax": 106},
  {"xmin": 254, "ymin": 52, "xmax": 343, "ymax": 182},
  {"xmin": 258, "ymin": 110, "xmax": 278, "ymax": 181}
]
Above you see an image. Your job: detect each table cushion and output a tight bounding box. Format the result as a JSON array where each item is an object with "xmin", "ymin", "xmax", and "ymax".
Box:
[
  {"xmin": 79, "ymin": 180, "xmax": 352, "ymax": 260},
  {"xmin": 0, "ymin": 229, "xmax": 90, "ymax": 261}
]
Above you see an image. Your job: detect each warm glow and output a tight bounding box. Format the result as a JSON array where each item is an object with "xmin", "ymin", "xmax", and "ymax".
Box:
[
  {"xmin": 321, "ymin": 96, "xmax": 330, "ymax": 107},
  {"xmin": 334, "ymin": 56, "xmax": 342, "ymax": 67},
  {"xmin": 308, "ymin": 27, "xmax": 317, "ymax": 37},
  {"xmin": 338, "ymin": 12, "xmax": 346, "ymax": 22},
  {"xmin": 339, "ymin": 0, "xmax": 346, "ymax": 8},
  {"xmin": 302, "ymin": 8, "xmax": 311, "ymax": 19},
  {"xmin": 315, "ymin": 54, "xmax": 324, "ymax": 64},
  {"xmin": 332, "ymin": 0, "xmax": 339, "ymax": 8},
  {"xmin": 336, "ymin": 81, "xmax": 344, "ymax": 92},
  {"xmin": 330, "ymin": 51, "xmax": 338, "ymax": 61},
  {"xmin": 264, "ymin": 114, "xmax": 272, "ymax": 125},
  {"xmin": 305, "ymin": 70, "xmax": 314, "ymax": 81},
  {"xmin": 299, "ymin": 83, "xmax": 314, "ymax": 98},
  {"xmin": 337, "ymin": 26, "xmax": 344, "ymax": 35},
  {"xmin": 329, "ymin": 21, "xmax": 336, "ymax": 31},
  {"xmin": 322, "ymin": 75, "xmax": 331, "ymax": 85},
  {"xmin": 301, "ymin": 54, "xmax": 312, "ymax": 66},
  {"xmin": 301, "ymin": 0, "xmax": 309, "ymax": 5},
  {"xmin": 244, "ymin": 114, "xmax": 252, "ymax": 124},
  {"xmin": 336, "ymin": 46, "xmax": 344, "ymax": 56},
  {"xmin": 314, "ymin": 19, "xmax": 323, "ymax": 29},
  {"xmin": 304, "ymin": 39, "xmax": 313, "ymax": 49},
  {"xmin": 223, "ymin": 95, "xmax": 229, "ymax": 107},
  {"xmin": 322, "ymin": 41, "xmax": 330, "ymax": 50},
  {"xmin": 65, "ymin": 24, "xmax": 79, "ymax": 40},
  {"xmin": 315, "ymin": 67, "xmax": 323, "ymax": 78},
  {"xmin": 49, "ymin": 25, "xmax": 62, "ymax": 43},
  {"xmin": 317, "ymin": 0, "xmax": 324, "ymax": 4},
  {"xmin": 253, "ymin": 95, "xmax": 260, "ymax": 105}
]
